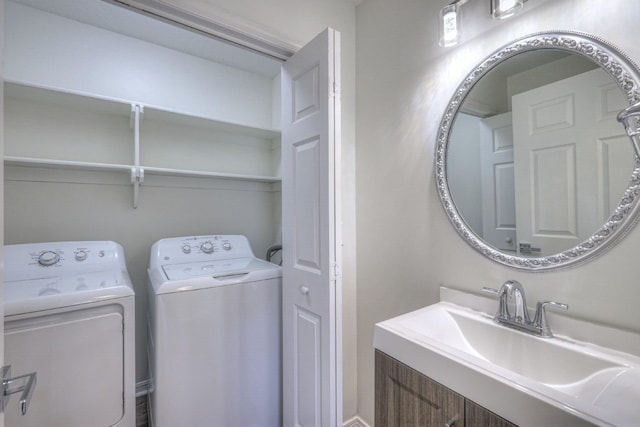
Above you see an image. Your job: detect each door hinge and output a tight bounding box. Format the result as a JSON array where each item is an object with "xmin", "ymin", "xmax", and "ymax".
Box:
[
  {"xmin": 331, "ymin": 81, "xmax": 340, "ymax": 98},
  {"xmin": 331, "ymin": 262, "xmax": 341, "ymax": 281}
]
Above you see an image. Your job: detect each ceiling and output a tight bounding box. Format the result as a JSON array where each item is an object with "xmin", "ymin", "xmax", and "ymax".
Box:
[{"xmin": 9, "ymin": 0, "xmax": 283, "ymax": 78}]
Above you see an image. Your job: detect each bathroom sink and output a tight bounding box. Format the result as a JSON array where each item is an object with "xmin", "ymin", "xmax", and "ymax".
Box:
[
  {"xmin": 375, "ymin": 298, "xmax": 640, "ymax": 426},
  {"xmin": 396, "ymin": 303, "xmax": 625, "ymax": 386}
]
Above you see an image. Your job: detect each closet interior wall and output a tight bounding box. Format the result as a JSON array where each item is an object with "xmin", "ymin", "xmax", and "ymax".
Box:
[{"xmin": 3, "ymin": 0, "xmax": 283, "ymax": 385}]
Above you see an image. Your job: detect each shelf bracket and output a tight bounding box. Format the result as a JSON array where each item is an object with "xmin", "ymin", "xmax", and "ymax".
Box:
[
  {"xmin": 131, "ymin": 103, "xmax": 145, "ymax": 208},
  {"xmin": 130, "ymin": 167, "xmax": 145, "ymax": 209},
  {"xmin": 130, "ymin": 103, "xmax": 145, "ymax": 129}
]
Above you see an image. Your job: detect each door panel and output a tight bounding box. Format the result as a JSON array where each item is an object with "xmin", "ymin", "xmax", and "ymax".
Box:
[
  {"xmin": 293, "ymin": 136, "xmax": 322, "ymax": 272},
  {"xmin": 282, "ymin": 28, "xmax": 342, "ymax": 427},
  {"xmin": 513, "ymin": 68, "xmax": 631, "ymax": 256},
  {"xmin": 294, "ymin": 307, "xmax": 322, "ymax": 426},
  {"xmin": 294, "ymin": 66, "xmax": 320, "ymax": 121},
  {"xmin": 530, "ymin": 143, "xmax": 577, "ymax": 236}
]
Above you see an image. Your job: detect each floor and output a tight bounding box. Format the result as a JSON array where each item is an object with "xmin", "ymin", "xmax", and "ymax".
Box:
[{"xmin": 136, "ymin": 396, "xmax": 149, "ymax": 427}]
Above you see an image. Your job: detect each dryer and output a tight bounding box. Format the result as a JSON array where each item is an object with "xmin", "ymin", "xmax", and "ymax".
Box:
[
  {"xmin": 147, "ymin": 235, "xmax": 282, "ymax": 427},
  {"xmin": 4, "ymin": 241, "xmax": 135, "ymax": 427}
]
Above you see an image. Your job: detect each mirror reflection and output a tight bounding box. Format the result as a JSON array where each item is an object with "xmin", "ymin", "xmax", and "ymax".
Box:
[{"xmin": 447, "ymin": 50, "xmax": 635, "ymax": 257}]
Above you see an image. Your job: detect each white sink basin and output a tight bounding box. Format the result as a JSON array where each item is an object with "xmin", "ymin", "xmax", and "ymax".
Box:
[
  {"xmin": 400, "ymin": 303, "xmax": 625, "ymax": 385},
  {"xmin": 375, "ymin": 300, "xmax": 640, "ymax": 426}
]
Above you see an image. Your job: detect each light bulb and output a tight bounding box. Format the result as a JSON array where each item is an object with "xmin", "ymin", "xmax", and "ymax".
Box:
[
  {"xmin": 491, "ymin": 0, "xmax": 523, "ymax": 19},
  {"xmin": 499, "ymin": 0, "xmax": 518, "ymax": 12},
  {"xmin": 439, "ymin": 3, "xmax": 460, "ymax": 47}
]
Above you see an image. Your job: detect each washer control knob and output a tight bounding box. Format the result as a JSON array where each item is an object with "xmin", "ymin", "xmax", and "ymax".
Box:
[
  {"xmin": 201, "ymin": 242, "xmax": 214, "ymax": 254},
  {"xmin": 222, "ymin": 242, "xmax": 232, "ymax": 251},
  {"xmin": 38, "ymin": 251, "xmax": 60, "ymax": 266},
  {"xmin": 75, "ymin": 251, "xmax": 88, "ymax": 262},
  {"xmin": 182, "ymin": 245, "xmax": 191, "ymax": 254}
]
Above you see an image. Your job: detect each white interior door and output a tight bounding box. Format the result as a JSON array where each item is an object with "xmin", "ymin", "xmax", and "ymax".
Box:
[
  {"xmin": 480, "ymin": 112, "xmax": 516, "ymax": 252},
  {"xmin": 281, "ymin": 28, "xmax": 342, "ymax": 427},
  {"xmin": 0, "ymin": 0, "xmax": 5, "ymax": 424},
  {"xmin": 512, "ymin": 68, "xmax": 631, "ymax": 256}
]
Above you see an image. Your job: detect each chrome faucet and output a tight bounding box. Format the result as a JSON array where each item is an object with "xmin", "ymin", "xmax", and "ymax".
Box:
[{"xmin": 483, "ymin": 280, "xmax": 568, "ymax": 338}]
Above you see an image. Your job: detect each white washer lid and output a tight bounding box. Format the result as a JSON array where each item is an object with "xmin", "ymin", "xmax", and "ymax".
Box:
[
  {"xmin": 152, "ymin": 257, "xmax": 281, "ymax": 295},
  {"xmin": 162, "ymin": 257, "xmax": 280, "ymax": 281}
]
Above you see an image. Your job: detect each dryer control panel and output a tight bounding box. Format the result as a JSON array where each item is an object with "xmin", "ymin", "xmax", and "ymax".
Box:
[
  {"xmin": 4, "ymin": 241, "xmax": 134, "ymax": 317},
  {"xmin": 150, "ymin": 235, "xmax": 254, "ymax": 268},
  {"xmin": 5, "ymin": 241, "xmax": 128, "ymax": 282}
]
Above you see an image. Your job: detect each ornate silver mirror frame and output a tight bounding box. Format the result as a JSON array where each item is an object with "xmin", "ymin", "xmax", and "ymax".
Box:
[{"xmin": 435, "ymin": 31, "xmax": 640, "ymax": 271}]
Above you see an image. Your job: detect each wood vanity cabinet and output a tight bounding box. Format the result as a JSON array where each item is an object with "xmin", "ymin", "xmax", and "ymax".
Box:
[{"xmin": 375, "ymin": 350, "xmax": 517, "ymax": 427}]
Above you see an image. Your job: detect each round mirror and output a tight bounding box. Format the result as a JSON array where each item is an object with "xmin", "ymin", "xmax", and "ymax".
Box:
[{"xmin": 436, "ymin": 32, "xmax": 640, "ymax": 270}]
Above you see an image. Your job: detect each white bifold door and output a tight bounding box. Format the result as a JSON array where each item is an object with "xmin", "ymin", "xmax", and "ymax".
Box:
[
  {"xmin": 281, "ymin": 28, "xmax": 342, "ymax": 427},
  {"xmin": 0, "ymin": 1, "xmax": 5, "ymax": 425}
]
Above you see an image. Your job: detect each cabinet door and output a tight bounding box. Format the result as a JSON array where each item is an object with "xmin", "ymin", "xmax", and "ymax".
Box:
[
  {"xmin": 375, "ymin": 350, "xmax": 464, "ymax": 427},
  {"xmin": 466, "ymin": 400, "xmax": 517, "ymax": 427}
]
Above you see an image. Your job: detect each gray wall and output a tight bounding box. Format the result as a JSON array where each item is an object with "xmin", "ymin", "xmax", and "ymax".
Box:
[{"xmin": 356, "ymin": 0, "xmax": 640, "ymax": 424}]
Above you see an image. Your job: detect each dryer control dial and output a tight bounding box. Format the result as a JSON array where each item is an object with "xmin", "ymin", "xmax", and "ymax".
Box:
[
  {"xmin": 75, "ymin": 250, "xmax": 88, "ymax": 262},
  {"xmin": 222, "ymin": 242, "xmax": 232, "ymax": 251},
  {"xmin": 200, "ymin": 242, "xmax": 214, "ymax": 254},
  {"xmin": 38, "ymin": 251, "xmax": 60, "ymax": 266},
  {"xmin": 182, "ymin": 245, "xmax": 191, "ymax": 254}
]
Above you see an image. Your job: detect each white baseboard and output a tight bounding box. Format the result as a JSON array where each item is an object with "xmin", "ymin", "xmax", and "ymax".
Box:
[{"xmin": 344, "ymin": 415, "xmax": 371, "ymax": 427}]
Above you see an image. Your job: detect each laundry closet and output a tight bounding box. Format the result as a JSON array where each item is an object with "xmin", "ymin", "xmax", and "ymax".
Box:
[{"xmin": 3, "ymin": 0, "xmax": 284, "ymax": 393}]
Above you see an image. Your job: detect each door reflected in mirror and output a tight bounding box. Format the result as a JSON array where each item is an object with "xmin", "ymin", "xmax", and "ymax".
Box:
[
  {"xmin": 436, "ymin": 32, "xmax": 640, "ymax": 270},
  {"xmin": 448, "ymin": 51, "xmax": 634, "ymax": 257}
]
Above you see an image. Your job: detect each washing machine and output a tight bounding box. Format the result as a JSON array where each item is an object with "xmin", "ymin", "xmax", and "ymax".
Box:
[
  {"xmin": 4, "ymin": 241, "xmax": 135, "ymax": 427},
  {"xmin": 147, "ymin": 235, "xmax": 282, "ymax": 427}
]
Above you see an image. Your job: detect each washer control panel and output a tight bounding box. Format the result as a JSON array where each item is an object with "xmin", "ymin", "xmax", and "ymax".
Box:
[
  {"xmin": 5, "ymin": 241, "xmax": 128, "ymax": 282},
  {"xmin": 150, "ymin": 235, "xmax": 253, "ymax": 268}
]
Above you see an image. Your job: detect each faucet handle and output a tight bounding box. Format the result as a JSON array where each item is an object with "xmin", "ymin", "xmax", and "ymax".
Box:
[
  {"xmin": 533, "ymin": 300, "xmax": 569, "ymax": 338},
  {"xmin": 482, "ymin": 286, "xmax": 500, "ymax": 295}
]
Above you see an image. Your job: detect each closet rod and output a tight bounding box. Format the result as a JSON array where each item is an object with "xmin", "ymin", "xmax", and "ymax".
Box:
[
  {"xmin": 3, "ymin": 157, "xmax": 281, "ymax": 183},
  {"xmin": 4, "ymin": 156, "xmax": 132, "ymax": 172},
  {"xmin": 142, "ymin": 166, "xmax": 281, "ymax": 182}
]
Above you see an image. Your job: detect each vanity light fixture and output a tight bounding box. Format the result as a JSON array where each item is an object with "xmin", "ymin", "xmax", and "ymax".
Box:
[
  {"xmin": 440, "ymin": 0, "xmax": 526, "ymax": 47},
  {"xmin": 491, "ymin": 0, "xmax": 524, "ymax": 19},
  {"xmin": 618, "ymin": 102, "xmax": 640, "ymax": 158}
]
